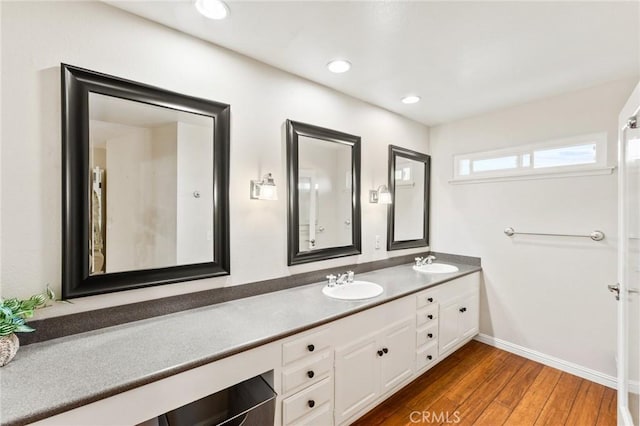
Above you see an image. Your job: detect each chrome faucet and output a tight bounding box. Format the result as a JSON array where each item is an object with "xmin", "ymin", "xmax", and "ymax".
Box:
[
  {"xmin": 335, "ymin": 270, "xmax": 355, "ymax": 285},
  {"xmin": 415, "ymin": 255, "xmax": 436, "ymax": 266},
  {"xmin": 326, "ymin": 274, "xmax": 337, "ymax": 287}
]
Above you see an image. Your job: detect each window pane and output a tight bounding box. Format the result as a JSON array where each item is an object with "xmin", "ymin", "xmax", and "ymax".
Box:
[
  {"xmin": 472, "ymin": 156, "xmax": 518, "ymax": 172},
  {"xmin": 459, "ymin": 159, "xmax": 470, "ymax": 176},
  {"xmin": 533, "ymin": 143, "xmax": 596, "ymax": 169},
  {"xmin": 522, "ymin": 154, "xmax": 531, "ymax": 167}
]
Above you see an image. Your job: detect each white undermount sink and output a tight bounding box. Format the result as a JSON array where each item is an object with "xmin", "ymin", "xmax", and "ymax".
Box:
[
  {"xmin": 413, "ymin": 263, "xmax": 460, "ymax": 274},
  {"xmin": 322, "ymin": 281, "xmax": 384, "ymax": 300}
]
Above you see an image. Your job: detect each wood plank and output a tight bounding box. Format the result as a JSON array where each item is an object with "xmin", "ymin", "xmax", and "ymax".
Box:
[
  {"xmin": 474, "ymin": 401, "xmax": 513, "ymax": 426},
  {"xmin": 452, "ymin": 353, "xmax": 527, "ymax": 425},
  {"xmin": 595, "ymin": 387, "xmax": 617, "ymax": 426},
  {"xmin": 405, "ymin": 343, "xmax": 501, "ymax": 409},
  {"xmin": 504, "ymin": 366, "xmax": 562, "ymax": 426},
  {"xmin": 495, "ymin": 359, "xmax": 544, "ymax": 409},
  {"xmin": 565, "ymin": 380, "xmax": 606, "ymax": 426},
  {"xmin": 353, "ymin": 342, "xmax": 617, "ymax": 426},
  {"xmin": 533, "ymin": 372, "xmax": 582, "ymax": 425}
]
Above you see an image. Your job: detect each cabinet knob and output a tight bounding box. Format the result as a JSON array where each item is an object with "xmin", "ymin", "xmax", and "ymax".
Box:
[
  {"xmin": 307, "ymin": 370, "xmax": 315, "ymax": 378},
  {"xmin": 427, "ymin": 355, "xmax": 433, "ymax": 360},
  {"xmin": 459, "ymin": 307, "xmax": 467, "ymax": 313},
  {"xmin": 427, "ymin": 333, "xmax": 433, "ymax": 339},
  {"xmin": 427, "ymin": 314, "xmax": 434, "ymax": 320},
  {"xmin": 307, "ymin": 344, "xmax": 315, "ymax": 352},
  {"xmin": 377, "ymin": 350, "xmax": 384, "ymax": 357},
  {"xmin": 308, "ymin": 400, "xmax": 315, "ymax": 408},
  {"xmin": 427, "ymin": 297, "xmax": 434, "ymax": 303},
  {"xmin": 382, "ymin": 347, "xmax": 389, "ymax": 354}
]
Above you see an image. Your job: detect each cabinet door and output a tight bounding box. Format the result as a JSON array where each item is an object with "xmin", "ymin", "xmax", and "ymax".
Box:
[
  {"xmin": 439, "ymin": 300, "xmax": 460, "ymax": 355},
  {"xmin": 380, "ymin": 319, "xmax": 415, "ymax": 394},
  {"xmin": 334, "ymin": 334, "xmax": 380, "ymax": 425},
  {"xmin": 459, "ymin": 292, "xmax": 479, "ymax": 339}
]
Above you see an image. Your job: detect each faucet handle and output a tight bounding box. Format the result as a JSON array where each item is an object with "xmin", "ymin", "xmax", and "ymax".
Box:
[
  {"xmin": 415, "ymin": 257, "xmax": 424, "ymax": 266},
  {"xmin": 426, "ymin": 255, "xmax": 436, "ymax": 264},
  {"xmin": 346, "ymin": 271, "xmax": 355, "ymax": 283},
  {"xmin": 326, "ymin": 274, "xmax": 337, "ymax": 287}
]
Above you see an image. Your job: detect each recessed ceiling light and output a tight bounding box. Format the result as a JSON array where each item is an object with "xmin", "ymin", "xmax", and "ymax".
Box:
[
  {"xmin": 195, "ymin": 0, "xmax": 229, "ymax": 20},
  {"xmin": 401, "ymin": 95, "xmax": 421, "ymax": 104},
  {"xmin": 327, "ymin": 59, "xmax": 351, "ymax": 74}
]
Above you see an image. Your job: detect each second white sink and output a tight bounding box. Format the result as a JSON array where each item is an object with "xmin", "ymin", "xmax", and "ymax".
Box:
[
  {"xmin": 413, "ymin": 263, "xmax": 460, "ymax": 274},
  {"xmin": 322, "ymin": 281, "xmax": 384, "ymax": 300}
]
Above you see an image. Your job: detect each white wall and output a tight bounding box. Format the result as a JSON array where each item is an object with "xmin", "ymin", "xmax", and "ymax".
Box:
[
  {"xmin": 0, "ymin": 1, "xmax": 430, "ymax": 316},
  {"xmin": 430, "ymin": 77, "xmax": 638, "ymax": 378}
]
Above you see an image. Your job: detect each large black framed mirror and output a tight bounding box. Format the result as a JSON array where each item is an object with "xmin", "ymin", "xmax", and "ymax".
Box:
[
  {"xmin": 387, "ymin": 145, "xmax": 431, "ymax": 250},
  {"xmin": 286, "ymin": 120, "xmax": 361, "ymax": 265},
  {"xmin": 62, "ymin": 64, "xmax": 230, "ymax": 298}
]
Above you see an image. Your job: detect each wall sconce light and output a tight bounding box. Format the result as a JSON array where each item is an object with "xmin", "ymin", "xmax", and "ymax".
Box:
[
  {"xmin": 250, "ymin": 173, "xmax": 278, "ymax": 200},
  {"xmin": 369, "ymin": 185, "xmax": 392, "ymax": 204}
]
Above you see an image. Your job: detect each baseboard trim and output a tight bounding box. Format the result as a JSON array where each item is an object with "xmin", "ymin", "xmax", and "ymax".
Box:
[{"xmin": 474, "ymin": 333, "xmax": 617, "ymax": 389}]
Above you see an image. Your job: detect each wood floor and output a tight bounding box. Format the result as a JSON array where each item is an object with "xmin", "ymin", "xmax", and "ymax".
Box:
[{"xmin": 352, "ymin": 341, "xmax": 616, "ymax": 426}]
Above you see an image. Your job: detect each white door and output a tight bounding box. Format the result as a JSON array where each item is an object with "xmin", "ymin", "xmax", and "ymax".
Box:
[
  {"xmin": 617, "ymin": 88, "xmax": 640, "ymax": 425},
  {"xmin": 380, "ymin": 319, "xmax": 415, "ymax": 394},
  {"xmin": 459, "ymin": 292, "xmax": 480, "ymax": 340},
  {"xmin": 439, "ymin": 300, "xmax": 461, "ymax": 355},
  {"xmin": 334, "ymin": 334, "xmax": 380, "ymax": 424}
]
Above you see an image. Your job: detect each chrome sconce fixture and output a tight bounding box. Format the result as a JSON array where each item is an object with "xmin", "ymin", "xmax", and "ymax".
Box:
[
  {"xmin": 250, "ymin": 173, "xmax": 278, "ymax": 201},
  {"xmin": 369, "ymin": 185, "xmax": 392, "ymax": 204}
]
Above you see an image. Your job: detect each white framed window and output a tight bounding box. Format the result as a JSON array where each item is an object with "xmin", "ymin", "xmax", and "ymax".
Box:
[{"xmin": 452, "ymin": 132, "xmax": 611, "ymax": 183}]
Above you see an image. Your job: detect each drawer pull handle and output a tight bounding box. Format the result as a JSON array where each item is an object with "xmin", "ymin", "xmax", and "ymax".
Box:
[
  {"xmin": 377, "ymin": 350, "xmax": 384, "ymax": 357},
  {"xmin": 427, "ymin": 314, "xmax": 434, "ymax": 320},
  {"xmin": 427, "ymin": 297, "xmax": 434, "ymax": 303},
  {"xmin": 459, "ymin": 307, "xmax": 467, "ymax": 313},
  {"xmin": 427, "ymin": 333, "xmax": 433, "ymax": 339},
  {"xmin": 427, "ymin": 355, "xmax": 433, "ymax": 360},
  {"xmin": 308, "ymin": 400, "xmax": 315, "ymax": 408},
  {"xmin": 307, "ymin": 344, "xmax": 315, "ymax": 352},
  {"xmin": 382, "ymin": 347, "xmax": 389, "ymax": 354},
  {"xmin": 307, "ymin": 370, "xmax": 315, "ymax": 378}
]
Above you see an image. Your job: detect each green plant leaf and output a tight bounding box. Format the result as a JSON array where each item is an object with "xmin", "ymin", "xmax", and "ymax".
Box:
[
  {"xmin": 0, "ymin": 324, "xmax": 17, "ymax": 335},
  {"xmin": 14, "ymin": 324, "xmax": 35, "ymax": 333}
]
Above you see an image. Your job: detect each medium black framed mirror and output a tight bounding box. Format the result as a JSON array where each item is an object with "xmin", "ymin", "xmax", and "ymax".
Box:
[
  {"xmin": 387, "ymin": 145, "xmax": 431, "ymax": 250},
  {"xmin": 62, "ymin": 64, "xmax": 230, "ymax": 298},
  {"xmin": 286, "ymin": 120, "xmax": 362, "ymax": 265}
]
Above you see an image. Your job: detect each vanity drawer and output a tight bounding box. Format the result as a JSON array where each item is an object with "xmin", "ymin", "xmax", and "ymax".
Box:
[
  {"xmin": 282, "ymin": 351, "xmax": 332, "ymax": 395},
  {"xmin": 416, "ymin": 342, "xmax": 438, "ymax": 371},
  {"xmin": 282, "ymin": 376, "xmax": 332, "ymax": 425},
  {"xmin": 287, "ymin": 401, "xmax": 332, "ymax": 426},
  {"xmin": 416, "ymin": 305, "xmax": 439, "ymax": 327},
  {"xmin": 416, "ymin": 290, "xmax": 439, "ymax": 309},
  {"xmin": 283, "ymin": 328, "xmax": 331, "ymax": 366},
  {"xmin": 416, "ymin": 323, "xmax": 438, "ymax": 348}
]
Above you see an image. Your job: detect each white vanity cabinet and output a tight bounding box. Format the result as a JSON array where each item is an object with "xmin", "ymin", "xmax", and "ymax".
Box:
[
  {"xmin": 334, "ymin": 318, "xmax": 414, "ymax": 425},
  {"xmin": 437, "ymin": 274, "xmax": 480, "ymax": 357},
  {"xmin": 415, "ymin": 287, "xmax": 440, "ymax": 373},
  {"xmin": 30, "ymin": 271, "xmax": 480, "ymax": 426},
  {"xmin": 280, "ymin": 327, "xmax": 334, "ymax": 426}
]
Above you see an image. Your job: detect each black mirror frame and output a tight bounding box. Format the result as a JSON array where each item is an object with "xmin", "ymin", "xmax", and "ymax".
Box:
[
  {"xmin": 286, "ymin": 120, "xmax": 362, "ymax": 266},
  {"xmin": 61, "ymin": 64, "xmax": 230, "ymax": 298},
  {"xmin": 387, "ymin": 145, "xmax": 431, "ymax": 251}
]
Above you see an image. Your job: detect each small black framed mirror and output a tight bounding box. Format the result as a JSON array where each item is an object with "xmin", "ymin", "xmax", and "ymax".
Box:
[
  {"xmin": 387, "ymin": 145, "xmax": 431, "ymax": 250},
  {"xmin": 286, "ymin": 120, "xmax": 362, "ymax": 265},
  {"xmin": 62, "ymin": 64, "xmax": 230, "ymax": 298}
]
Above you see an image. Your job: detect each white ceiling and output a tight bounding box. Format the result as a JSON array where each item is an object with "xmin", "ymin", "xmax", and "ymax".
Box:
[{"xmin": 107, "ymin": 1, "xmax": 640, "ymax": 126}]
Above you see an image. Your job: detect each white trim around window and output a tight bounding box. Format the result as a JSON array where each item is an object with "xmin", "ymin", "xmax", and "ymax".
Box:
[{"xmin": 450, "ymin": 132, "xmax": 614, "ymax": 184}]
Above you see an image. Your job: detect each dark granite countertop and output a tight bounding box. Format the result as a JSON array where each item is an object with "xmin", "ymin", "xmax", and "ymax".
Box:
[{"xmin": 0, "ymin": 259, "xmax": 481, "ymax": 425}]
